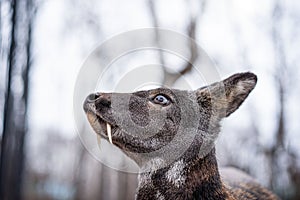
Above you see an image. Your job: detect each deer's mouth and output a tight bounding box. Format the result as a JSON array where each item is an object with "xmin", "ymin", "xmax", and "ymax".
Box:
[
  {"xmin": 84, "ymin": 102, "xmax": 116, "ymax": 144},
  {"xmin": 96, "ymin": 114, "xmax": 114, "ymax": 144}
]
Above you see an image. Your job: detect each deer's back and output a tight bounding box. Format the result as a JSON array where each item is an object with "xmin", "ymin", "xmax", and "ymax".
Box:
[{"xmin": 220, "ymin": 167, "xmax": 280, "ymax": 200}]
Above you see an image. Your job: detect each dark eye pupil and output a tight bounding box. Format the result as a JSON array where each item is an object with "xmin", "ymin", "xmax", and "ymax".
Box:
[
  {"xmin": 153, "ymin": 95, "xmax": 169, "ymax": 105},
  {"xmin": 156, "ymin": 96, "xmax": 164, "ymax": 102}
]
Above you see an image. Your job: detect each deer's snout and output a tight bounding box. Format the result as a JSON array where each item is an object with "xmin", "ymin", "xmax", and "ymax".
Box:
[
  {"xmin": 86, "ymin": 93, "xmax": 111, "ymax": 108},
  {"xmin": 86, "ymin": 93, "xmax": 100, "ymax": 102}
]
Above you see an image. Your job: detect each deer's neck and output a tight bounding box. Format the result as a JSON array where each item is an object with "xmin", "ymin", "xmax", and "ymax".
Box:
[{"xmin": 136, "ymin": 148, "xmax": 232, "ymax": 200}]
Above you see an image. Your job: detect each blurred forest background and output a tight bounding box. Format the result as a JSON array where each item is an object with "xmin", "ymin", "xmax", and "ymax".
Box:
[{"xmin": 1, "ymin": 0, "xmax": 300, "ymax": 199}]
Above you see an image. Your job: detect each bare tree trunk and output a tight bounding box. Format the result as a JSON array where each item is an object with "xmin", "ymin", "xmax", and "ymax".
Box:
[
  {"xmin": 0, "ymin": 0, "xmax": 36, "ymax": 199},
  {"xmin": 287, "ymin": 151, "xmax": 300, "ymax": 199},
  {"xmin": 0, "ymin": 0, "xmax": 2, "ymax": 51},
  {"xmin": 0, "ymin": 0, "xmax": 19, "ymax": 199}
]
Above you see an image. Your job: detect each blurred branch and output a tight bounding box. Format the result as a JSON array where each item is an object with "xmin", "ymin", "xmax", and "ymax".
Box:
[
  {"xmin": 271, "ymin": 0, "xmax": 287, "ymax": 150},
  {"xmin": 164, "ymin": 7, "xmax": 201, "ymax": 86},
  {"xmin": 23, "ymin": 0, "xmax": 36, "ymax": 120},
  {"xmin": 148, "ymin": 0, "xmax": 165, "ymax": 68},
  {"xmin": 148, "ymin": 0, "xmax": 206, "ymax": 86}
]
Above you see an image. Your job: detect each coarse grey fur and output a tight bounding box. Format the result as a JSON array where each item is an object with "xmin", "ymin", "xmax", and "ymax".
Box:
[{"xmin": 83, "ymin": 72, "xmax": 279, "ymax": 200}]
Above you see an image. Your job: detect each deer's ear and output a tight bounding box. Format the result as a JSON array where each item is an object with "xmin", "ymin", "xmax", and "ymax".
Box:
[
  {"xmin": 221, "ymin": 72, "xmax": 257, "ymax": 117},
  {"xmin": 196, "ymin": 72, "xmax": 257, "ymax": 117}
]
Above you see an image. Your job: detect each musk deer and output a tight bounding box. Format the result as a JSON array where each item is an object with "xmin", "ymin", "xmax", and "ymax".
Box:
[{"xmin": 83, "ymin": 72, "xmax": 279, "ymax": 200}]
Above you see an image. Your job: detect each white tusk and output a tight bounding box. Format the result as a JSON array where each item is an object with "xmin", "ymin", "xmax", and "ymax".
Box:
[{"xmin": 106, "ymin": 123, "xmax": 112, "ymax": 144}]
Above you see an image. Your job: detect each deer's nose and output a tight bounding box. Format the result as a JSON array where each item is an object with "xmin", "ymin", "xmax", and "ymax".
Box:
[
  {"xmin": 86, "ymin": 93, "xmax": 101, "ymax": 102},
  {"xmin": 86, "ymin": 93, "xmax": 111, "ymax": 108}
]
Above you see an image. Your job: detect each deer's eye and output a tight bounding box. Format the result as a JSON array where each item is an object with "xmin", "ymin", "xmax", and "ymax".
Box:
[{"xmin": 153, "ymin": 94, "xmax": 170, "ymax": 106}]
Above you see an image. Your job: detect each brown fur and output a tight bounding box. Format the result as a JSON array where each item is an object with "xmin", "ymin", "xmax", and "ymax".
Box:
[{"xmin": 83, "ymin": 72, "xmax": 280, "ymax": 200}]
